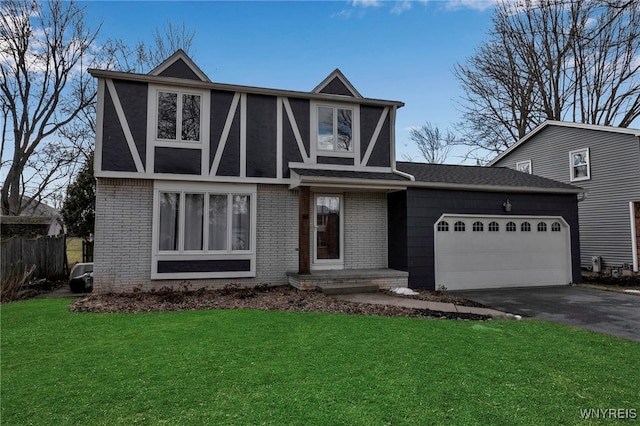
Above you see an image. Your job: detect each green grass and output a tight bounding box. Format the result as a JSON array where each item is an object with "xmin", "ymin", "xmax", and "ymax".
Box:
[{"xmin": 2, "ymin": 299, "xmax": 638, "ymax": 425}]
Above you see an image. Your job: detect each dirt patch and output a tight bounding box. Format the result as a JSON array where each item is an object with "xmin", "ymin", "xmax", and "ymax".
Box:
[{"xmin": 68, "ymin": 285, "xmax": 490, "ymax": 321}]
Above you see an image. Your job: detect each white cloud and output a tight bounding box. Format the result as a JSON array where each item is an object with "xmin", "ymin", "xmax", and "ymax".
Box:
[
  {"xmin": 391, "ymin": 1, "xmax": 413, "ymax": 15},
  {"xmin": 352, "ymin": 0, "xmax": 383, "ymax": 7},
  {"xmin": 445, "ymin": 0, "xmax": 497, "ymax": 12}
]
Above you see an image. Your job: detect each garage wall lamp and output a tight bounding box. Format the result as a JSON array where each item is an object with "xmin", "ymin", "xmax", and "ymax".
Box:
[{"xmin": 503, "ymin": 199, "xmax": 512, "ymax": 212}]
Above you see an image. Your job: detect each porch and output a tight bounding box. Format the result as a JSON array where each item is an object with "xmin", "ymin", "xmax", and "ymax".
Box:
[{"xmin": 286, "ymin": 268, "xmax": 409, "ymax": 295}]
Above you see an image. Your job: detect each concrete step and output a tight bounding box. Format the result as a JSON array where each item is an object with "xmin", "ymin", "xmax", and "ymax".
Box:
[{"xmin": 320, "ymin": 284, "xmax": 379, "ymax": 295}]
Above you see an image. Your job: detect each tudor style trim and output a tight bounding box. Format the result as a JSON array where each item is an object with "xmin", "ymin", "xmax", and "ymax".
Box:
[
  {"xmin": 94, "ymin": 78, "xmax": 105, "ymax": 176},
  {"xmin": 361, "ymin": 107, "xmax": 389, "ymax": 166},
  {"xmin": 105, "ymin": 79, "xmax": 145, "ymax": 173},
  {"xmin": 211, "ymin": 92, "xmax": 241, "ymax": 176},
  {"xmin": 282, "ymin": 97, "xmax": 309, "ymax": 163}
]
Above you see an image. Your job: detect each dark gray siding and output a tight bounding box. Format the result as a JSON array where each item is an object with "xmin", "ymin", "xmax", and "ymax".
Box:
[
  {"xmin": 493, "ymin": 126, "xmax": 640, "ymax": 269},
  {"xmin": 101, "ymin": 88, "xmax": 137, "ymax": 172},
  {"xmin": 158, "ymin": 58, "xmax": 203, "ymax": 81},
  {"xmin": 318, "ymin": 157, "xmax": 354, "ymax": 166},
  {"xmin": 113, "ymin": 80, "xmax": 147, "ymax": 167},
  {"xmin": 157, "ymin": 259, "xmax": 251, "ymax": 273},
  {"xmin": 319, "ymin": 77, "xmax": 354, "ymax": 96},
  {"xmin": 282, "ymin": 110, "xmax": 304, "ymax": 178},
  {"xmin": 360, "ymin": 106, "xmax": 383, "ymax": 163},
  {"xmin": 288, "ymin": 98, "xmax": 310, "ymax": 158},
  {"xmin": 216, "ymin": 100, "xmax": 241, "ymax": 177},
  {"xmin": 246, "ymin": 94, "xmax": 277, "ymax": 178},
  {"xmin": 367, "ymin": 115, "xmax": 391, "ymax": 167},
  {"xmin": 387, "ymin": 191, "xmax": 408, "ymax": 271},
  {"xmin": 391, "ymin": 188, "xmax": 581, "ymax": 289},
  {"xmin": 210, "ymin": 90, "xmax": 237, "ymax": 171},
  {"xmin": 154, "ymin": 147, "xmax": 201, "ymax": 175}
]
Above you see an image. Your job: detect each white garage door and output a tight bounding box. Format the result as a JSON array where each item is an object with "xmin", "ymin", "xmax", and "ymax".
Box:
[{"xmin": 435, "ymin": 215, "xmax": 572, "ymax": 290}]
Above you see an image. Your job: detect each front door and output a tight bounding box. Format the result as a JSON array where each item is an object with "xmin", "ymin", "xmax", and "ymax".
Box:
[{"xmin": 313, "ymin": 195, "xmax": 343, "ymax": 269}]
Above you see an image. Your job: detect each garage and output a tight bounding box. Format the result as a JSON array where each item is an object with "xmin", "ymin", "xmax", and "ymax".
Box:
[{"xmin": 434, "ymin": 214, "xmax": 573, "ymax": 290}]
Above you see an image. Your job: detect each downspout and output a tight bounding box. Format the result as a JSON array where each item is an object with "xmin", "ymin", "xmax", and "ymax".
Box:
[{"xmin": 389, "ymin": 106, "xmax": 415, "ymax": 182}]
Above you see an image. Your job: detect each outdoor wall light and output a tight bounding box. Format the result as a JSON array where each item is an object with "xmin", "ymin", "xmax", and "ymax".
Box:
[{"xmin": 503, "ymin": 199, "xmax": 512, "ymax": 212}]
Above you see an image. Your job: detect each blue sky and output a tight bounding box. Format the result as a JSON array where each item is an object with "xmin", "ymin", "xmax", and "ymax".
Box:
[{"xmin": 83, "ymin": 0, "xmax": 497, "ymax": 163}]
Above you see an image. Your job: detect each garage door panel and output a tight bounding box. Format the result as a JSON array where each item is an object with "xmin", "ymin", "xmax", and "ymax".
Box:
[{"xmin": 435, "ymin": 215, "xmax": 571, "ymax": 290}]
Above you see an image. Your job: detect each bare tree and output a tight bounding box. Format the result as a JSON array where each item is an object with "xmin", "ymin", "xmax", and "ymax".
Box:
[
  {"xmin": 1, "ymin": 0, "xmax": 99, "ymax": 215},
  {"xmin": 404, "ymin": 122, "xmax": 457, "ymax": 164},
  {"xmin": 454, "ymin": 0, "xmax": 640, "ymax": 163}
]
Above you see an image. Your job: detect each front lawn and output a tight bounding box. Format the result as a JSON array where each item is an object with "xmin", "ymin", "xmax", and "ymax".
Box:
[{"xmin": 1, "ymin": 298, "xmax": 638, "ymax": 425}]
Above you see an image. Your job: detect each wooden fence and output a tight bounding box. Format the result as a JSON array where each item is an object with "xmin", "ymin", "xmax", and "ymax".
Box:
[{"xmin": 1, "ymin": 235, "xmax": 67, "ymax": 280}]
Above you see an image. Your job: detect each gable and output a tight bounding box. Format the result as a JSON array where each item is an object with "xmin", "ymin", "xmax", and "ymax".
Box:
[
  {"xmin": 313, "ymin": 69, "xmax": 362, "ymax": 98},
  {"xmin": 148, "ymin": 50, "xmax": 210, "ymax": 82}
]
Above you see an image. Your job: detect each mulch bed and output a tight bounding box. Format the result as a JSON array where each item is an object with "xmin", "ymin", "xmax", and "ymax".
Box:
[{"xmin": 68, "ymin": 285, "xmax": 491, "ymax": 321}]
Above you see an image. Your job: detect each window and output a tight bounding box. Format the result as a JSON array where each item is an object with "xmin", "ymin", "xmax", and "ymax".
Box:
[
  {"xmin": 516, "ymin": 160, "xmax": 532, "ymax": 174},
  {"xmin": 488, "ymin": 221, "xmax": 499, "ymax": 232},
  {"xmin": 472, "ymin": 221, "xmax": 484, "ymax": 232},
  {"xmin": 454, "ymin": 221, "xmax": 465, "ymax": 232},
  {"xmin": 537, "ymin": 222, "xmax": 547, "ymax": 232},
  {"xmin": 521, "ymin": 222, "xmax": 531, "ymax": 232},
  {"xmin": 506, "ymin": 222, "xmax": 516, "ymax": 232},
  {"xmin": 156, "ymin": 90, "xmax": 201, "ymax": 142},
  {"xmin": 157, "ymin": 190, "xmax": 252, "ymax": 253},
  {"xmin": 551, "ymin": 222, "xmax": 562, "ymax": 232},
  {"xmin": 437, "ymin": 221, "xmax": 449, "ymax": 232},
  {"xmin": 570, "ymin": 148, "xmax": 590, "ymax": 181},
  {"xmin": 317, "ymin": 105, "xmax": 353, "ymax": 152}
]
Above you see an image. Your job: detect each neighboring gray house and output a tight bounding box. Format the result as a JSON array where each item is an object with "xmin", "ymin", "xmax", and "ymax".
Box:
[
  {"xmin": 89, "ymin": 51, "xmax": 583, "ymax": 293},
  {"xmin": 0, "ymin": 197, "xmax": 64, "ymax": 237},
  {"xmin": 489, "ymin": 120, "xmax": 640, "ymax": 273}
]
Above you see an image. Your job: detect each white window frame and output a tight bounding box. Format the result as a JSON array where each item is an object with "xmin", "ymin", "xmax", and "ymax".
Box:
[
  {"xmin": 312, "ymin": 194, "xmax": 344, "ymax": 270},
  {"xmin": 310, "ymin": 101, "xmax": 360, "ymax": 160},
  {"xmin": 151, "ymin": 181, "xmax": 257, "ymax": 279},
  {"xmin": 569, "ymin": 148, "xmax": 590, "ymax": 182},
  {"xmin": 516, "ymin": 160, "xmax": 532, "ymax": 174},
  {"xmin": 148, "ymin": 84, "xmax": 210, "ymax": 148}
]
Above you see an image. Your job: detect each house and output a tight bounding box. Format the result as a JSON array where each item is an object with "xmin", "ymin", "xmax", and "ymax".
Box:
[
  {"xmin": 89, "ymin": 51, "xmax": 582, "ymax": 293},
  {"xmin": 0, "ymin": 197, "xmax": 64, "ymax": 237},
  {"xmin": 489, "ymin": 120, "xmax": 640, "ymax": 274}
]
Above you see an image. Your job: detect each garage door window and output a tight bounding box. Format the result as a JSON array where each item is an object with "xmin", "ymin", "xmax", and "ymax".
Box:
[
  {"xmin": 538, "ymin": 222, "xmax": 547, "ymax": 232},
  {"xmin": 521, "ymin": 222, "xmax": 531, "ymax": 232},
  {"xmin": 437, "ymin": 221, "xmax": 449, "ymax": 232},
  {"xmin": 506, "ymin": 222, "xmax": 516, "ymax": 232},
  {"xmin": 454, "ymin": 221, "xmax": 465, "ymax": 232},
  {"xmin": 473, "ymin": 221, "xmax": 484, "ymax": 232},
  {"xmin": 551, "ymin": 222, "xmax": 562, "ymax": 232},
  {"xmin": 488, "ymin": 221, "xmax": 499, "ymax": 232}
]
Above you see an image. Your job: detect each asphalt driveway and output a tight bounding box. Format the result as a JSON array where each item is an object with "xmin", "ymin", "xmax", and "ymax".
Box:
[{"xmin": 452, "ymin": 286, "xmax": 640, "ymax": 342}]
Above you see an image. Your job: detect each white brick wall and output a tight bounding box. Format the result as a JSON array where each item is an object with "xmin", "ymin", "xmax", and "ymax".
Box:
[
  {"xmin": 344, "ymin": 192, "xmax": 388, "ymax": 269},
  {"xmin": 94, "ymin": 179, "xmax": 389, "ymax": 293},
  {"xmin": 94, "ymin": 178, "xmax": 153, "ymax": 293},
  {"xmin": 94, "ymin": 180, "xmax": 299, "ymax": 293}
]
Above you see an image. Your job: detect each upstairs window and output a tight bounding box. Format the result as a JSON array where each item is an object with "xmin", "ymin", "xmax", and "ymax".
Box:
[
  {"xmin": 157, "ymin": 90, "xmax": 201, "ymax": 142},
  {"xmin": 570, "ymin": 148, "xmax": 590, "ymax": 181},
  {"xmin": 516, "ymin": 160, "xmax": 532, "ymax": 174},
  {"xmin": 317, "ymin": 106, "xmax": 353, "ymax": 152}
]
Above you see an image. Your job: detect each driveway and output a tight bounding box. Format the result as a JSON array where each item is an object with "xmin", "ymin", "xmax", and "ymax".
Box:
[{"xmin": 452, "ymin": 286, "xmax": 640, "ymax": 342}]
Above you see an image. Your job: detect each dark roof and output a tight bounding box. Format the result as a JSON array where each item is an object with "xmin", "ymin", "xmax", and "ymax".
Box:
[
  {"xmin": 396, "ymin": 162, "xmax": 581, "ymax": 192},
  {"xmin": 290, "ymin": 168, "xmax": 410, "ymax": 182}
]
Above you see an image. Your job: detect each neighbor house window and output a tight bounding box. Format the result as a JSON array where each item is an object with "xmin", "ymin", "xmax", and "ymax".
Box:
[
  {"xmin": 516, "ymin": 160, "xmax": 532, "ymax": 174},
  {"xmin": 488, "ymin": 221, "xmax": 499, "ymax": 232},
  {"xmin": 570, "ymin": 148, "xmax": 590, "ymax": 181},
  {"xmin": 157, "ymin": 191, "xmax": 252, "ymax": 253},
  {"xmin": 537, "ymin": 222, "xmax": 547, "ymax": 232},
  {"xmin": 506, "ymin": 222, "xmax": 516, "ymax": 232},
  {"xmin": 551, "ymin": 222, "xmax": 562, "ymax": 232},
  {"xmin": 521, "ymin": 222, "xmax": 531, "ymax": 232},
  {"xmin": 472, "ymin": 221, "xmax": 484, "ymax": 232},
  {"xmin": 454, "ymin": 221, "xmax": 465, "ymax": 232},
  {"xmin": 157, "ymin": 90, "xmax": 201, "ymax": 142},
  {"xmin": 317, "ymin": 105, "xmax": 353, "ymax": 152},
  {"xmin": 437, "ymin": 221, "xmax": 449, "ymax": 232}
]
